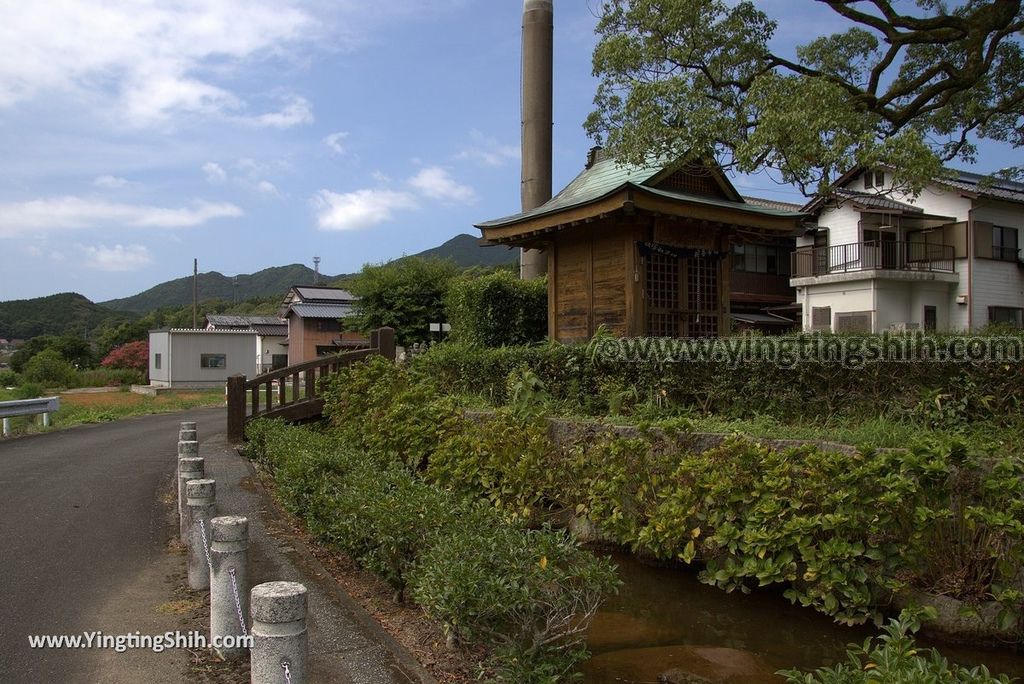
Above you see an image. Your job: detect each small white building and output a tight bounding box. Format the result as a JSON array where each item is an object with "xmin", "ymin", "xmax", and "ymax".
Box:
[
  {"xmin": 793, "ymin": 168, "xmax": 1023, "ymax": 332},
  {"xmin": 205, "ymin": 314, "xmax": 289, "ymax": 373},
  {"xmin": 148, "ymin": 329, "xmax": 260, "ymax": 389}
]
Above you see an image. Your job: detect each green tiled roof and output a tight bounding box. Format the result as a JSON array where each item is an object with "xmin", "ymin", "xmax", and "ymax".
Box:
[{"xmin": 476, "ymin": 156, "xmax": 805, "ymax": 228}]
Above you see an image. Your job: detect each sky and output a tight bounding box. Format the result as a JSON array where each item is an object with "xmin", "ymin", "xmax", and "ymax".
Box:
[{"xmin": 0, "ymin": 0, "xmax": 1018, "ymax": 303}]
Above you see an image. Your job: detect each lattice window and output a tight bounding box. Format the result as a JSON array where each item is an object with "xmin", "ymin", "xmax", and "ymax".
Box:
[
  {"xmin": 646, "ymin": 253, "xmax": 679, "ymax": 310},
  {"xmin": 835, "ymin": 311, "xmax": 872, "ymax": 333},
  {"xmin": 655, "ymin": 168, "xmax": 724, "ymax": 198},
  {"xmin": 645, "ymin": 251, "xmax": 721, "ymax": 338}
]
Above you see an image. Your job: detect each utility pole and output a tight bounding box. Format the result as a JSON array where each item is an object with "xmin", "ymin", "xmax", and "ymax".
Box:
[{"xmin": 192, "ymin": 258, "xmax": 198, "ymax": 329}]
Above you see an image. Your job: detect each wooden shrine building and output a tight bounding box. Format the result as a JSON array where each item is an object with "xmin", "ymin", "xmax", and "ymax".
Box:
[{"xmin": 476, "ymin": 149, "xmax": 807, "ymax": 341}]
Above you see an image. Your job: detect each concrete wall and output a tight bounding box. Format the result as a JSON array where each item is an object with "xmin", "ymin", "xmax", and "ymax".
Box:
[
  {"xmin": 167, "ymin": 330, "xmax": 258, "ymax": 388},
  {"xmin": 149, "ymin": 331, "xmax": 171, "ymax": 386}
]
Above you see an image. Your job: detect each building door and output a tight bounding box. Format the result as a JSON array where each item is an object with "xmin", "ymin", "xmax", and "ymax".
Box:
[
  {"xmin": 924, "ymin": 306, "xmax": 937, "ymax": 332},
  {"xmin": 645, "ymin": 251, "xmax": 721, "ymax": 337}
]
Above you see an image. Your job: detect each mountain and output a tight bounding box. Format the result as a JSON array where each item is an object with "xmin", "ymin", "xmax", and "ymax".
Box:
[
  {"xmin": 101, "ymin": 264, "xmax": 320, "ymax": 313},
  {"xmin": 102, "ymin": 234, "xmax": 516, "ymax": 313},
  {"xmin": 406, "ymin": 233, "xmax": 517, "ymax": 269},
  {"xmin": 0, "ymin": 293, "xmax": 135, "ymax": 340}
]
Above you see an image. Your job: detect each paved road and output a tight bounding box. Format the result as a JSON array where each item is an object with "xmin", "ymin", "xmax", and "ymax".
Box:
[{"xmin": 0, "ymin": 408, "xmax": 225, "ymax": 683}]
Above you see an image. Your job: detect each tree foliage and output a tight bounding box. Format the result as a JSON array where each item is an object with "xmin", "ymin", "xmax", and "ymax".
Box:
[
  {"xmin": 445, "ymin": 270, "xmax": 548, "ymax": 347},
  {"xmin": 100, "ymin": 340, "xmax": 149, "ymax": 374},
  {"xmin": 346, "ymin": 257, "xmax": 460, "ymax": 346},
  {"xmin": 586, "ymin": 0, "xmax": 1024, "ymax": 195},
  {"xmin": 10, "ymin": 335, "xmax": 96, "ymax": 373}
]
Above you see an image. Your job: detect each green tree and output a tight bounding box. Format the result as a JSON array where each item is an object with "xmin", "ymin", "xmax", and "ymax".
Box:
[
  {"xmin": 22, "ymin": 349, "xmax": 79, "ymax": 388},
  {"xmin": 445, "ymin": 270, "xmax": 548, "ymax": 347},
  {"xmin": 10, "ymin": 335, "xmax": 95, "ymax": 373},
  {"xmin": 586, "ymin": 0, "xmax": 1024, "ymax": 196},
  {"xmin": 346, "ymin": 257, "xmax": 460, "ymax": 346}
]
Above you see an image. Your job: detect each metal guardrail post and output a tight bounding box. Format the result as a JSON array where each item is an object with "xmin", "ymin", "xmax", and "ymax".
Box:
[
  {"xmin": 250, "ymin": 582, "xmax": 308, "ymax": 684},
  {"xmin": 210, "ymin": 515, "xmax": 249, "ymax": 659},
  {"xmin": 178, "ymin": 457, "xmax": 204, "ymax": 539},
  {"xmin": 185, "ymin": 478, "xmax": 216, "ymax": 591}
]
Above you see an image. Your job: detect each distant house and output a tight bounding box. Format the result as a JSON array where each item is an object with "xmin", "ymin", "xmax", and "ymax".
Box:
[
  {"xmin": 476, "ymin": 149, "xmax": 806, "ymax": 340},
  {"xmin": 205, "ymin": 314, "xmax": 288, "ymax": 372},
  {"xmin": 278, "ymin": 286, "xmax": 365, "ymax": 365},
  {"xmin": 794, "ymin": 168, "xmax": 1024, "ymax": 332},
  {"xmin": 148, "ymin": 329, "xmax": 260, "ymax": 389}
]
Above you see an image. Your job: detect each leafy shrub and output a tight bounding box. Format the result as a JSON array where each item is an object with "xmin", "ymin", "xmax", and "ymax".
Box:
[
  {"xmin": 78, "ymin": 368, "xmax": 145, "ymax": 387},
  {"xmin": 246, "ymin": 418, "xmax": 620, "ymax": 682},
  {"xmin": 779, "ymin": 609, "xmax": 1012, "ymax": 683},
  {"xmin": 445, "ymin": 270, "xmax": 547, "ymax": 347},
  {"xmin": 321, "ymin": 355, "xmax": 462, "ymax": 470},
  {"xmin": 0, "ymin": 369, "xmax": 19, "ymax": 387},
  {"xmin": 410, "ymin": 522, "xmax": 619, "ymax": 683},
  {"xmin": 13, "ymin": 382, "xmax": 43, "ymax": 399},
  {"xmin": 100, "ymin": 340, "xmax": 149, "ymax": 375},
  {"xmin": 11, "ymin": 335, "xmax": 95, "ymax": 373},
  {"xmin": 22, "ymin": 349, "xmax": 80, "ymax": 388}
]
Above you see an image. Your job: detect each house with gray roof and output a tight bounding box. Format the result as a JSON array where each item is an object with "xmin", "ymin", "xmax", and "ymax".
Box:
[
  {"xmin": 793, "ymin": 168, "xmax": 1024, "ymax": 332},
  {"xmin": 277, "ymin": 286, "xmax": 365, "ymax": 365},
  {"xmin": 205, "ymin": 314, "xmax": 289, "ymax": 372}
]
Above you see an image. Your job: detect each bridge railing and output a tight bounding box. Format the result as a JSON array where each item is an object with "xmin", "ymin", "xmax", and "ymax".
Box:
[{"xmin": 226, "ymin": 327, "xmax": 395, "ymax": 442}]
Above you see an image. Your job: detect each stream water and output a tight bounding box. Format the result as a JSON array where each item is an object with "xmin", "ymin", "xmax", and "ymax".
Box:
[{"xmin": 582, "ymin": 552, "xmax": 1024, "ymax": 683}]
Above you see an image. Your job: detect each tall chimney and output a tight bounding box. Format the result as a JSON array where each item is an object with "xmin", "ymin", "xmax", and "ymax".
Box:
[{"xmin": 520, "ymin": 0, "xmax": 553, "ymax": 280}]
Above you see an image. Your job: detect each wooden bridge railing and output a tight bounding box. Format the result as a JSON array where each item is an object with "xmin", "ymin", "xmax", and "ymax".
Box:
[{"xmin": 226, "ymin": 326, "xmax": 395, "ymax": 442}]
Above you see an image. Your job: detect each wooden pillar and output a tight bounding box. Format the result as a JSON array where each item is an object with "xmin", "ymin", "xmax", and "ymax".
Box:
[
  {"xmin": 226, "ymin": 374, "xmax": 246, "ymax": 443},
  {"xmin": 376, "ymin": 327, "xmax": 396, "ymax": 360}
]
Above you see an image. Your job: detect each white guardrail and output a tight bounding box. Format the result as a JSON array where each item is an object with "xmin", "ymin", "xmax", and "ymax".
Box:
[{"xmin": 0, "ymin": 396, "xmax": 60, "ymax": 436}]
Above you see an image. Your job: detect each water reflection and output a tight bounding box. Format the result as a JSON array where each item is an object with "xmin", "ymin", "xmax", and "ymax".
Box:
[{"xmin": 582, "ymin": 552, "xmax": 1023, "ymax": 684}]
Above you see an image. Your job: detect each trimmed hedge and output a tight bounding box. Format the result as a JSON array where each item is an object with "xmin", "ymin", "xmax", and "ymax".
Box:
[
  {"xmin": 243, "ymin": 418, "xmax": 619, "ymax": 682},
  {"xmin": 412, "ymin": 333, "xmax": 1024, "ymax": 425},
  {"xmin": 319, "ymin": 357, "xmax": 1024, "ymax": 634},
  {"xmin": 445, "ymin": 270, "xmax": 547, "ymax": 347}
]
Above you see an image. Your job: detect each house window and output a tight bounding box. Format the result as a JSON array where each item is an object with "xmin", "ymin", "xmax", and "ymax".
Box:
[
  {"xmin": 316, "ymin": 319, "xmax": 341, "ymax": 333},
  {"xmin": 733, "ymin": 244, "xmax": 791, "ymax": 275},
  {"xmin": 863, "ymin": 170, "xmax": 885, "ymax": 189},
  {"xmin": 992, "ymin": 226, "xmax": 1019, "ymax": 261},
  {"xmin": 835, "ymin": 311, "xmax": 873, "ymax": 333},
  {"xmin": 810, "ymin": 306, "xmax": 831, "ymax": 331},
  {"xmin": 154, "ymin": 353, "xmax": 161, "ymax": 370},
  {"xmin": 989, "ymin": 307, "xmax": 1024, "ymax": 328},
  {"xmin": 200, "ymin": 354, "xmax": 226, "ymax": 369}
]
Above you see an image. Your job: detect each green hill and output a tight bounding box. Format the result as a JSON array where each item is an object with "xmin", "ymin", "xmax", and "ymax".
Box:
[
  {"xmin": 0, "ymin": 293, "xmax": 135, "ymax": 340},
  {"xmin": 408, "ymin": 233, "xmax": 517, "ymax": 269},
  {"xmin": 101, "ymin": 264, "xmax": 320, "ymax": 313}
]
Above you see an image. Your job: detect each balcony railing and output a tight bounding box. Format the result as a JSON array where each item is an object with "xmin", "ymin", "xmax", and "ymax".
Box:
[{"xmin": 792, "ymin": 240, "xmax": 955, "ymax": 278}]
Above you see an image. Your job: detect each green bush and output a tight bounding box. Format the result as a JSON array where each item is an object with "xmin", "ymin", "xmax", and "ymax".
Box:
[
  {"xmin": 78, "ymin": 368, "xmax": 145, "ymax": 387},
  {"xmin": 245, "ymin": 418, "xmax": 620, "ymax": 681},
  {"xmin": 779, "ymin": 609, "xmax": 1012, "ymax": 683},
  {"xmin": 445, "ymin": 270, "xmax": 547, "ymax": 347},
  {"xmin": 410, "ymin": 522, "xmax": 620, "ymax": 683},
  {"xmin": 0, "ymin": 369, "xmax": 19, "ymax": 387},
  {"xmin": 22, "ymin": 349, "xmax": 80, "ymax": 388}
]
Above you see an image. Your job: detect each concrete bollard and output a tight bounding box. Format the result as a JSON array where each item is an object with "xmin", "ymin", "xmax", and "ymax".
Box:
[
  {"xmin": 250, "ymin": 582, "xmax": 308, "ymax": 684},
  {"xmin": 178, "ymin": 439, "xmax": 199, "ymax": 458},
  {"xmin": 180, "ymin": 421, "xmax": 197, "ymax": 431},
  {"xmin": 179, "ymin": 428, "xmax": 198, "ymax": 443},
  {"xmin": 178, "ymin": 457, "xmax": 205, "ymax": 539},
  {"xmin": 185, "ymin": 478, "xmax": 216, "ymax": 590},
  {"xmin": 210, "ymin": 515, "xmax": 249, "ymax": 659}
]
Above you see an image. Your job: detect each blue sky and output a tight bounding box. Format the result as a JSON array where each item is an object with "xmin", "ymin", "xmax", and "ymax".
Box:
[{"xmin": 0, "ymin": 1, "xmax": 1017, "ymax": 303}]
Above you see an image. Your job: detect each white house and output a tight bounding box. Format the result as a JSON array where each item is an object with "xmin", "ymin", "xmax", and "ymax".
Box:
[
  {"xmin": 205, "ymin": 314, "xmax": 288, "ymax": 373},
  {"xmin": 148, "ymin": 329, "xmax": 260, "ymax": 389},
  {"xmin": 792, "ymin": 168, "xmax": 1023, "ymax": 332}
]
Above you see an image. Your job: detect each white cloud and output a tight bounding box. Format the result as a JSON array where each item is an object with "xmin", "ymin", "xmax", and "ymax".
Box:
[
  {"xmin": 92, "ymin": 175, "xmax": 131, "ymax": 189},
  {"xmin": 202, "ymin": 162, "xmax": 227, "ymax": 184},
  {"xmin": 0, "ymin": 197, "xmax": 243, "ymax": 237},
  {"xmin": 457, "ymin": 130, "xmax": 519, "ymax": 167},
  {"xmin": 313, "ymin": 188, "xmax": 418, "ymax": 231},
  {"xmin": 408, "ymin": 166, "xmax": 476, "ymax": 203},
  {"xmin": 323, "ymin": 131, "xmax": 349, "ymax": 155},
  {"xmin": 0, "ymin": 1, "xmax": 316, "ymax": 127},
  {"xmin": 243, "ymin": 96, "xmax": 314, "ymax": 129},
  {"xmin": 81, "ymin": 244, "xmax": 152, "ymax": 272},
  {"xmin": 371, "ymin": 170, "xmax": 391, "ymax": 183},
  {"xmin": 256, "ymin": 180, "xmax": 280, "ymax": 196}
]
